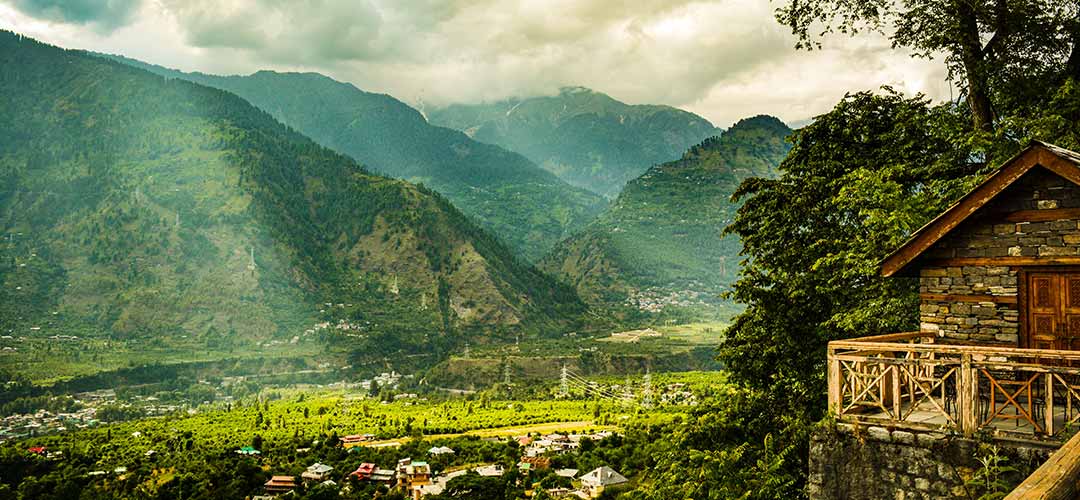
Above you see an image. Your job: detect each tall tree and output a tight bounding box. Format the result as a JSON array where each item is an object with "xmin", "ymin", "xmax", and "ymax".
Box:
[{"xmin": 775, "ymin": 0, "xmax": 1080, "ymax": 132}]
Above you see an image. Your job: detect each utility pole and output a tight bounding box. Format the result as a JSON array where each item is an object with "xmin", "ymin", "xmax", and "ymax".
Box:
[
  {"xmin": 642, "ymin": 370, "xmax": 654, "ymax": 409},
  {"xmin": 560, "ymin": 364, "xmax": 569, "ymax": 398},
  {"xmin": 463, "ymin": 342, "xmax": 470, "ymax": 359},
  {"xmin": 248, "ymin": 247, "xmax": 256, "ymax": 271},
  {"xmin": 504, "ymin": 362, "xmax": 511, "ymax": 385}
]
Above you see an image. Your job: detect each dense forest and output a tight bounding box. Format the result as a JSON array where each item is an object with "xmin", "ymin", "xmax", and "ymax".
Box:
[
  {"xmin": 540, "ymin": 115, "xmax": 791, "ymax": 320},
  {"xmin": 0, "ymin": 30, "xmax": 587, "ymax": 367},
  {"xmin": 101, "ymin": 59, "xmax": 608, "ymax": 262}
]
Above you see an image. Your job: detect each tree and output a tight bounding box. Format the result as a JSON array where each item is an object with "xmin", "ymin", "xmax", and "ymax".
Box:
[{"xmin": 775, "ymin": 0, "xmax": 1080, "ymax": 132}]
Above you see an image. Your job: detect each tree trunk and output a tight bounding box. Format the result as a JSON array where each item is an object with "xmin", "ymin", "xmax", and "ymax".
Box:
[
  {"xmin": 1068, "ymin": 27, "xmax": 1080, "ymax": 82},
  {"xmin": 956, "ymin": 0, "xmax": 995, "ymax": 132}
]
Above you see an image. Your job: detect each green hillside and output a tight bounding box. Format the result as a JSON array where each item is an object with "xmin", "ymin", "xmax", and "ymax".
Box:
[
  {"xmin": 103, "ymin": 57, "xmax": 607, "ymax": 261},
  {"xmin": 429, "ymin": 87, "xmax": 722, "ymax": 197},
  {"xmin": 540, "ymin": 115, "xmax": 792, "ymax": 318},
  {"xmin": 0, "ymin": 31, "xmax": 586, "ymax": 372}
]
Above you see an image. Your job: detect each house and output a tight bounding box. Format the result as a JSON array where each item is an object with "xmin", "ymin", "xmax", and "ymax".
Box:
[
  {"xmin": 350, "ymin": 463, "xmax": 396, "ymax": 484},
  {"xmin": 829, "ymin": 141, "xmax": 1080, "ymax": 440},
  {"xmin": 301, "ymin": 462, "xmax": 333, "ymax": 482},
  {"xmin": 579, "ymin": 466, "xmax": 629, "ymax": 498},
  {"xmin": 880, "ymin": 141, "xmax": 1080, "ymax": 348},
  {"xmin": 475, "ymin": 464, "xmax": 505, "ymax": 477},
  {"xmin": 520, "ymin": 455, "xmax": 551, "ymax": 469},
  {"xmin": 396, "ymin": 458, "xmax": 431, "ymax": 500},
  {"xmin": 340, "ymin": 434, "xmax": 370, "ymax": 449},
  {"xmin": 554, "ymin": 468, "xmax": 579, "ymax": 479},
  {"xmin": 428, "ymin": 445, "xmax": 455, "ymax": 456},
  {"xmin": 264, "ymin": 475, "xmax": 298, "ymax": 494},
  {"xmin": 349, "ymin": 463, "xmax": 377, "ymax": 480}
]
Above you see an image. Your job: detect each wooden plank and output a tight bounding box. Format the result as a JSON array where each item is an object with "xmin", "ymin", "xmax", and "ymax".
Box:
[
  {"xmin": 845, "ymin": 331, "xmax": 928, "ymax": 342},
  {"xmin": 828, "ymin": 350, "xmax": 841, "ymax": 416},
  {"xmin": 880, "ymin": 146, "xmax": 1048, "ymax": 277},
  {"xmin": 920, "ymin": 293, "xmax": 1018, "ymax": 304},
  {"xmin": 923, "ymin": 257, "xmax": 1080, "ymax": 267},
  {"xmin": 1005, "ymin": 427, "xmax": 1080, "ymax": 499},
  {"xmin": 961, "ymin": 353, "xmax": 977, "ymax": 437},
  {"xmin": 1045, "ymin": 373, "xmax": 1054, "ymax": 437},
  {"xmin": 999, "ymin": 207, "xmax": 1080, "ymax": 222}
]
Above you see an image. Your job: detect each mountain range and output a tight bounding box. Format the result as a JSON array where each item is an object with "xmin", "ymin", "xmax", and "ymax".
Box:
[
  {"xmin": 429, "ymin": 87, "xmax": 722, "ymax": 197},
  {"xmin": 0, "ymin": 31, "xmax": 586, "ymax": 361},
  {"xmin": 540, "ymin": 115, "xmax": 792, "ymax": 317},
  {"xmin": 103, "ymin": 57, "xmax": 608, "ymax": 262}
]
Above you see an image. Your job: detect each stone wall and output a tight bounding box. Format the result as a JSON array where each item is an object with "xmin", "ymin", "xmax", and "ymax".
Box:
[
  {"xmin": 922, "ymin": 167, "xmax": 1080, "ymax": 261},
  {"xmin": 915, "ymin": 167, "xmax": 1080, "ymax": 344},
  {"xmin": 809, "ymin": 423, "xmax": 1055, "ymax": 500}
]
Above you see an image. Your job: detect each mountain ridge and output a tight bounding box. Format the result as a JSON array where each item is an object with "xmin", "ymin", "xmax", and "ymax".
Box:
[
  {"xmin": 99, "ymin": 54, "xmax": 608, "ymax": 261},
  {"xmin": 429, "ymin": 87, "xmax": 723, "ymax": 197},
  {"xmin": 539, "ymin": 115, "xmax": 792, "ymax": 318},
  {"xmin": 0, "ymin": 31, "xmax": 586, "ymax": 367}
]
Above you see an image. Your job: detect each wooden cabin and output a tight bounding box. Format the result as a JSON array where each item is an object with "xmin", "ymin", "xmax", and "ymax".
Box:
[
  {"xmin": 828, "ymin": 141, "xmax": 1080, "ymax": 440},
  {"xmin": 881, "ymin": 141, "xmax": 1080, "ymax": 349}
]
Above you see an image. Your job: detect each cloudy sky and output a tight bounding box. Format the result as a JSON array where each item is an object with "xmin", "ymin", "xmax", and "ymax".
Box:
[{"xmin": 0, "ymin": 0, "xmax": 953, "ymax": 127}]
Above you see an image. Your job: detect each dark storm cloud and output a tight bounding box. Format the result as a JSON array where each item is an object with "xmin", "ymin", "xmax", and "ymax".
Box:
[{"xmin": 7, "ymin": 0, "xmax": 141, "ymax": 31}]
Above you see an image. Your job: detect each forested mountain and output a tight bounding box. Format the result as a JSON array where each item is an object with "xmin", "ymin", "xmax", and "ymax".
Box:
[
  {"xmin": 429, "ymin": 87, "xmax": 722, "ymax": 197},
  {"xmin": 103, "ymin": 57, "xmax": 607, "ymax": 261},
  {"xmin": 540, "ymin": 115, "xmax": 792, "ymax": 317},
  {"xmin": 0, "ymin": 31, "xmax": 586, "ymax": 359}
]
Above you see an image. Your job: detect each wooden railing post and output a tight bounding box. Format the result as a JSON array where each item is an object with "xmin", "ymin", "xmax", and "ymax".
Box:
[
  {"xmin": 960, "ymin": 353, "xmax": 978, "ymax": 437},
  {"xmin": 1045, "ymin": 373, "xmax": 1054, "ymax": 437},
  {"xmin": 828, "ymin": 346, "xmax": 841, "ymax": 417}
]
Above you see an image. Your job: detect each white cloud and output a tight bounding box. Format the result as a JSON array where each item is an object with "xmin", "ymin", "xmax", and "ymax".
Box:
[{"xmin": 0, "ymin": 0, "xmax": 950, "ymax": 125}]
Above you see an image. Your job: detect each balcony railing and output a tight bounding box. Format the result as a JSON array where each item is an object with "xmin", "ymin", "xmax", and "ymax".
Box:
[{"xmin": 828, "ymin": 332, "xmax": 1080, "ymax": 440}]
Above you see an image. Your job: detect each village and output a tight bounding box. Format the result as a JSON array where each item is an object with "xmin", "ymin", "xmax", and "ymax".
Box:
[{"xmin": 249, "ymin": 429, "xmax": 629, "ymax": 499}]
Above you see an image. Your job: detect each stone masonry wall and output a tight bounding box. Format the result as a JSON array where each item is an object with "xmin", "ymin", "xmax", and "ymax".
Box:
[
  {"xmin": 809, "ymin": 423, "xmax": 1055, "ymax": 500},
  {"xmin": 919, "ymin": 266, "xmax": 1019, "ymax": 344},
  {"xmin": 916, "ymin": 168, "xmax": 1080, "ymax": 344}
]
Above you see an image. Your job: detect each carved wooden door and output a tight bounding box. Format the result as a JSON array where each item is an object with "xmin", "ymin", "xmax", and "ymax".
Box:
[
  {"xmin": 1061, "ymin": 273, "xmax": 1080, "ymax": 350},
  {"xmin": 1026, "ymin": 272, "xmax": 1080, "ymax": 350},
  {"xmin": 1028, "ymin": 273, "xmax": 1059, "ymax": 349}
]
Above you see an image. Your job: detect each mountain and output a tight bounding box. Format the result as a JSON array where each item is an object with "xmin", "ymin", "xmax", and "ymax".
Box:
[
  {"xmin": 539, "ymin": 115, "xmax": 792, "ymax": 318},
  {"xmin": 428, "ymin": 87, "xmax": 722, "ymax": 197},
  {"xmin": 102, "ymin": 57, "xmax": 607, "ymax": 262},
  {"xmin": 0, "ymin": 31, "xmax": 586, "ymax": 362}
]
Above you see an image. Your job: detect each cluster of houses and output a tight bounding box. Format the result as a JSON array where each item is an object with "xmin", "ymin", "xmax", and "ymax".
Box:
[
  {"xmin": 253, "ymin": 430, "xmax": 628, "ymax": 499},
  {"xmin": 259, "ymin": 458, "xmax": 627, "ymax": 499},
  {"xmin": 0, "ymin": 407, "xmax": 98, "ymax": 441},
  {"xmin": 520, "ymin": 431, "xmax": 613, "ymax": 457},
  {"xmin": 624, "ymin": 288, "xmax": 707, "ymax": 313}
]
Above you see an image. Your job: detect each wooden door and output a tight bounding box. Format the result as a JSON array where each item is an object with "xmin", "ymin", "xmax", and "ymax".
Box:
[
  {"xmin": 1026, "ymin": 272, "xmax": 1080, "ymax": 350},
  {"xmin": 1062, "ymin": 274, "xmax": 1080, "ymax": 350},
  {"xmin": 1028, "ymin": 273, "xmax": 1059, "ymax": 350}
]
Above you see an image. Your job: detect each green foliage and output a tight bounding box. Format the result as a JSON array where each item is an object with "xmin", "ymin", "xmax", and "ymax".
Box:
[
  {"xmin": 429, "ymin": 87, "xmax": 722, "ymax": 198},
  {"xmin": 105, "ymin": 58, "xmax": 608, "ymax": 261},
  {"xmin": 965, "ymin": 445, "xmax": 1019, "ymax": 500},
  {"xmin": 0, "ymin": 31, "xmax": 589, "ymax": 377},
  {"xmin": 775, "ymin": 0, "xmax": 1079, "ymax": 131},
  {"xmin": 541, "ymin": 115, "xmax": 791, "ymax": 319}
]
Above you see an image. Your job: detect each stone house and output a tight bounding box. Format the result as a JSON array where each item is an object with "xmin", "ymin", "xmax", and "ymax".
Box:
[{"xmin": 881, "ymin": 141, "xmax": 1080, "ymax": 349}]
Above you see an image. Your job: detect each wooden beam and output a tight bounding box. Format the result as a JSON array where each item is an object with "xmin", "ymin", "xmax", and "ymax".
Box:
[
  {"xmin": 1000, "ymin": 207, "xmax": 1080, "ymax": 222},
  {"xmin": 923, "ymin": 257, "xmax": 1080, "ymax": 268},
  {"xmin": 845, "ymin": 331, "xmax": 927, "ymax": 342},
  {"xmin": 828, "ymin": 350, "xmax": 841, "ymax": 417},
  {"xmin": 1005, "ymin": 426, "xmax": 1080, "ymax": 499},
  {"xmin": 920, "ymin": 293, "xmax": 1017, "ymax": 304}
]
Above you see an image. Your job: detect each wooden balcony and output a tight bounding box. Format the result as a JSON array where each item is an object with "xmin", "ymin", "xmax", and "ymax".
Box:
[{"xmin": 828, "ymin": 332, "xmax": 1080, "ymax": 441}]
